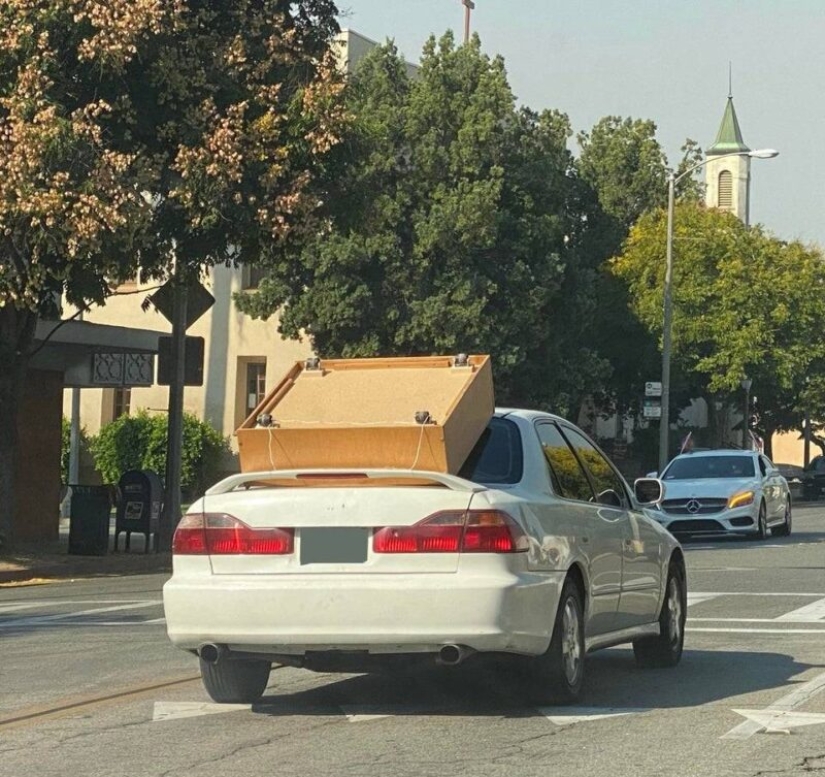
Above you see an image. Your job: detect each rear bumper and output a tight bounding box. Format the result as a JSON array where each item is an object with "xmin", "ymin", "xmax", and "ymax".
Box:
[{"xmin": 163, "ymin": 560, "xmax": 563, "ymax": 657}]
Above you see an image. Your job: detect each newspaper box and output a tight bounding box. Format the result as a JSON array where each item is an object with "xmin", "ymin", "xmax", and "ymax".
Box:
[{"xmin": 236, "ymin": 354, "xmax": 494, "ymax": 474}]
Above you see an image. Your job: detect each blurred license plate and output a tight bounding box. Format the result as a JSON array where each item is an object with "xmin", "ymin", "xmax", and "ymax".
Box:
[{"xmin": 300, "ymin": 528, "xmax": 369, "ymax": 564}]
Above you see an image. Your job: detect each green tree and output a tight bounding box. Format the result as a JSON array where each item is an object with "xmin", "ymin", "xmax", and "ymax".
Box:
[
  {"xmin": 577, "ymin": 118, "xmax": 703, "ymax": 424},
  {"xmin": 240, "ymin": 34, "xmax": 609, "ymax": 414},
  {"xmin": 0, "ymin": 0, "xmax": 344, "ymax": 547},
  {"xmin": 611, "ymin": 202, "xmax": 825, "ymax": 456}
]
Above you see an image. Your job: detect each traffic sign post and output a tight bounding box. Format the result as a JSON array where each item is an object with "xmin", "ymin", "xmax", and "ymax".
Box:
[{"xmin": 645, "ymin": 381, "xmax": 663, "ymax": 397}]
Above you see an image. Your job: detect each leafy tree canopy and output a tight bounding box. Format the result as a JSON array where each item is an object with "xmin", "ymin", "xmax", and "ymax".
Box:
[
  {"xmin": 0, "ymin": 0, "xmax": 345, "ymax": 546},
  {"xmin": 611, "ymin": 202, "xmax": 825, "ymax": 443},
  {"xmin": 240, "ymin": 33, "xmax": 612, "ymax": 413}
]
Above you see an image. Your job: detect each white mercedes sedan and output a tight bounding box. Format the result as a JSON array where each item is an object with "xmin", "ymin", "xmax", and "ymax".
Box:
[
  {"xmin": 649, "ymin": 449, "xmax": 792, "ymax": 539},
  {"xmin": 163, "ymin": 410, "xmax": 685, "ymax": 705}
]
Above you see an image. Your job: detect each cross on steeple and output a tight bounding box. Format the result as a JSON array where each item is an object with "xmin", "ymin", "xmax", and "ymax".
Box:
[{"xmin": 462, "ymin": 0, "xmax": 475, "ymax": 45}]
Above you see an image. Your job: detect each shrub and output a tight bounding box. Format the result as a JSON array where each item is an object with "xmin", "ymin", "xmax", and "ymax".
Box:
[{"xmin": 90, "ymin": 412, "xmax": 230, "ymax": 498}]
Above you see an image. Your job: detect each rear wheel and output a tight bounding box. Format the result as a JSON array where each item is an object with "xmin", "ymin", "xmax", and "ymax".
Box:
[
  {"xmin": 772, "ymin": 499, "xmax": 792, "ymax": 537},
  {"xmin": 755, "ymin": 501, "xmax": 768, "ymax": 540},
  {"xmin": 633, "ymin": 562, "xmax": 686, "ymax": 669},
  {"xmin": 200, "ymin": 658, "xmax": 271, "ymax": 704},
  {"xmin": 525, "ymin": 577, "xmax": 585, "ymax": 705}
]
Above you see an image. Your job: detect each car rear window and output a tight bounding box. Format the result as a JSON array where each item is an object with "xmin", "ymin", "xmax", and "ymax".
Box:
[
  {"xmin": 663, "ymin": 455, "xmax": 755, "ymax": 480},
  {"xmin": 458, "ymin": 417, "xmax": 523, "ymax": 485}
]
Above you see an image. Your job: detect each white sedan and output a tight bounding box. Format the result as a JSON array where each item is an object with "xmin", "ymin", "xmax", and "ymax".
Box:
[
  {"xmin": 649, "ymin": 449, "xmax": 792, "ymax": 539},
  {"xmin": 163, "ymin": 410, "xmax": 685, "ymax": 705}
]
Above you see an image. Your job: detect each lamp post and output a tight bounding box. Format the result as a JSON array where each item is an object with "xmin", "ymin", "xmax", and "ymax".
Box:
[
  {"xmin": 741, "ymin": 377, "xmax": 752, "ymax": 448},
  {"xmin": 657, "ymin": 148, "xmax": 779, "ymax": 473}
]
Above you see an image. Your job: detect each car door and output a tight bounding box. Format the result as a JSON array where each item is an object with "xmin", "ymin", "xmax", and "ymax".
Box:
[
  {"xmin": 760, "ymin": 455, "xmax": 785, "ymax": 521},
  {"xmin": 535, "ymin": 422, "xmax": 623, "ymax": 636},
  {"xmin": 558, "ymin": 425, "xmax": 663, "ymax": 630}
]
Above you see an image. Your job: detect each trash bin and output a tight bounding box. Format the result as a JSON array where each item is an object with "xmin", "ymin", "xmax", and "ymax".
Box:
[
  {"xmin": 114, "ymin": 470, "xmax": 163, "ymax": 553},
  {"xmin": 68, "ymin": 485, "xmax": 113, "ymax": 556}
]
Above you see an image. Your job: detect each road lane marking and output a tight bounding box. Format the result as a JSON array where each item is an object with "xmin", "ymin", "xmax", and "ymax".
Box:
[
  {"xmin": 686, "ymin": 592, "xmax": 825, "ymax": 598},
  {"xmin": 0, "ymin": 601, "xmax": 162, "ymax": 629},
  {"xmin": 0, "ymin": 599, "xmax": 160, "ymax": 613},
  {"xmin": 689, "ymin": 618, "xmax": 825, "ymax": 624},
  {"xmin": 539, "ymin": 707, "xmax": 648, "ymax": 726},
  {"xmin": 689, "ymin": 627, "xmax": 825, "ymax": 634},
  {"xmin": 775, "ymin": 597, "xmax": 825, "ymax": 622},
  {"xmin": 153, "ymin": 701, "xmax": 250, "ymax": 721},
  {"xmin": 722, "ymin": 672, "xmax": 825, "ymax": 739},
  {"xmin": 340, "ymin": 706, "xmax": 394, "ymax": 722},
  {"xmin": 730, "ymin": 710, "xmax": 825, "ymax": 735},
  {"xmin": 687, "ymin": 593, "xmax": 723, "ymax": 606}
]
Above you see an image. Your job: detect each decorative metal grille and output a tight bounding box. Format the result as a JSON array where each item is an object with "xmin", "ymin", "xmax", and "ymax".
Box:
[{"xmin": 92, "ymin": 353, "xmax": 154, "ymax": 386}]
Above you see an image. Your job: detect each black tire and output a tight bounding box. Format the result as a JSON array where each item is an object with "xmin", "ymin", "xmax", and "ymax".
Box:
[
  {"xmin": 772, "ymin": 499, "xmax": 792, "ymax": 538},
  {"xmin": 525, "ymin": 577, "xmax": 585, "ymax": 705},
  {"xmin": 633, "ymin": 562, "xmax": 686, "ymax": 669},
  {"xmin": 755, "ymin": 501, "xmax": 768, "ymax": 540},
  {"xmin": 200, "ymin": 658, "xmax": 271, "ymax": 704}
]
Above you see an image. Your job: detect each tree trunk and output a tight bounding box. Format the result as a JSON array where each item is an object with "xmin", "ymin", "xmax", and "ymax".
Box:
[{"xmin": 0, "ymin": 307, "xmax": 37, "ymax": 550}]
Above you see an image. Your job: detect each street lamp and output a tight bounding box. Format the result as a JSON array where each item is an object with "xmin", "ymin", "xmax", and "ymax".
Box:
[
  {"xmin": 657, "ymin": 148, "xmax": 779, "ymax": 473},
  {"xmin": 741, "ymin": 377, "xmax": 752, "ymax": 448}
]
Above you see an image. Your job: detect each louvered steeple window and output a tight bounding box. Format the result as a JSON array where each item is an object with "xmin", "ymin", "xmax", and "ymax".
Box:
[{"xmin": 718, "ymin": 170, "xmax": 733, "ymax": 209}]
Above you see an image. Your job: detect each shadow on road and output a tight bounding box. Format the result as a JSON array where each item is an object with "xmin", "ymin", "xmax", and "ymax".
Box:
[{"xmin": 250, "ymin": 648, "xmax": 815, "ymax": 717}]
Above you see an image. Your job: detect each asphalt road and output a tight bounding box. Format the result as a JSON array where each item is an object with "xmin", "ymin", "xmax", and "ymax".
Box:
[{"xmin": 1, "ymin": 506, "xmax": 824, "ymax": 777}]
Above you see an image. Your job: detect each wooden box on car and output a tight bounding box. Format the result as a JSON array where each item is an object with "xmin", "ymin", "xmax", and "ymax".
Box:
[{"xmin": 235, "ymin": 355, "xmax": 494, "ymax": 474}]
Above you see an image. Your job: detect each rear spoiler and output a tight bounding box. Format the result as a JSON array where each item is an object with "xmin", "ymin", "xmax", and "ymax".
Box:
[{"xmin": 206, "ymin": 469, "xmax": 488, "ymax": 496}]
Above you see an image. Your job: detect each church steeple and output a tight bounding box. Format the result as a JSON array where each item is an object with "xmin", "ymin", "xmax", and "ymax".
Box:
[
  {"xmin": 706, "ymin": 97, "xmax": 750, "ymax": 156},
  {"xmin": 704, "ymin": 94, "xmax": 752, "ymax": 224}
]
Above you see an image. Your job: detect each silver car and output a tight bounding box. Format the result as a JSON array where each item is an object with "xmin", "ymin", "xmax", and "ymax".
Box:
[{"xmin": 647, "ymin": 449, "xmax": 792, "ymax": 539}]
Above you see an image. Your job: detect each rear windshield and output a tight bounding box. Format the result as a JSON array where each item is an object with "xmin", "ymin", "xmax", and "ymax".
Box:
[
  {"xmin": 663, "ymin": 455, "xmax": 755, "ymax": 480},
  {"xmin": 458, "ymin": 417, "xmax": 523, "ymax": 485}
]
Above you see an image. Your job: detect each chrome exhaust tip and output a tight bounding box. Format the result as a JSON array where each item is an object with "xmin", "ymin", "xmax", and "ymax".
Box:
[
  {"xmin": 436, "ymin": 644, "xmax": 472, "ymax": 666},
  {"xmin": 198, "ymin": 643, "xmax": 228, "ymax": 665}
]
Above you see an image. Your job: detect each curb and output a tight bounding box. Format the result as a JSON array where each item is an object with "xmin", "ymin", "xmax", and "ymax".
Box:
[{"xmin": 0, "ymin": 554, "xmax": 172, "ymax": 586}]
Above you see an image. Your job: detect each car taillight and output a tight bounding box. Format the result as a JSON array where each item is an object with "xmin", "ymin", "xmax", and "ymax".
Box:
[
  {"xmin": 172, "ymin": 513, "xmax": 294, "ymax": 555},
  {"xmin": 373, "ymin": 510, "xmax": 528, "ymax": 554}
]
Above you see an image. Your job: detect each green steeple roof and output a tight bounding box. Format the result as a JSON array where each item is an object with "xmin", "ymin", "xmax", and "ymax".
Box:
[{"xmin": 706, "ymin": 97, "xmax": 750, "ymax": 156}]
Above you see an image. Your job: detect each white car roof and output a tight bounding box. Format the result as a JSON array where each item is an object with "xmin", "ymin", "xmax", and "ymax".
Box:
[{"xmin": 673, "ymin": 449, "xmax": 757, "ymax": 458}]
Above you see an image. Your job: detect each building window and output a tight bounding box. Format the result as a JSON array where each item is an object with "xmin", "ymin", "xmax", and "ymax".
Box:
[
  {"xmin": 242, "ymin": 265, "xmax": 266, "ymax": 290},
  {"xmin": 102, "ymin": 386, "xmax": 132, "ymax": 425},
  {"xmin": 235, "ymin": 358, "xmax": 268, "ymax": 427},
  {"xmin": 113, "ymin": 388, "xmax": 131, "ymax": 419},
  {"xmin": 718, "ymin": 170, "xmax": 733, "ymax": 209}
]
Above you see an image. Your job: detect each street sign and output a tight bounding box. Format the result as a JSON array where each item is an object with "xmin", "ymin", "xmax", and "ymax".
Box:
[
  {"xmin": 643, "ymin": 398, "xmax": 662, "ymax": 418},
  {"xmin": 645, "ymin": 381, "xmax": 663, "ymax": 397},
  {"xmin": 150, "ymin": 279, "xmax": 215, "ymax": 330},
  {"xmin": 157, "ymin": 336, "xmax": 205, "ymax": 386}
]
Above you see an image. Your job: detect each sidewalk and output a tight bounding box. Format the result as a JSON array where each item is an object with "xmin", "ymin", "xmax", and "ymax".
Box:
[{"xmin": 0, "ymin": 518, "xmax": 171, "ymax": 586}]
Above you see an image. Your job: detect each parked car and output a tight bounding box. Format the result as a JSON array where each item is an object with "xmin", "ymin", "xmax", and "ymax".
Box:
[
  {"xmin": 802, "ymin": 456, "xmax": 825, "ymax": 500},
  {"xmin": 647, "ymin": 449, "xmax": 791, "ymax": 539},
  {"xmin": 776, "ymin": 463, "xmax": 805, "ymax": 501},
  {"xmin": 163, "ymin": 410, "xmax": 686, "ymax": 706}
]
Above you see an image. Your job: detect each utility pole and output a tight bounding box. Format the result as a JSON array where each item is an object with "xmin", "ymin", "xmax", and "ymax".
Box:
[
  {"xmin": 159, "ymin": 264, "xmax": 188, "ymax": 551},
  {"xmin": 462, "ymin": 0, "xmax": 475, "ymax": 44}
]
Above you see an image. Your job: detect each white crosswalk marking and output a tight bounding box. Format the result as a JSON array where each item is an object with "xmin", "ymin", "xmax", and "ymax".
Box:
[
  {"xmin": 775, "ymin": 597, "xmax": 825, "ymax": 622},
  {"xmin": 0, "ymin": 600, "xmax": 162, "ymax": 629},
  {"xmin": 687, "ymin": 593, "xmax": 723, "ymax": 606}
]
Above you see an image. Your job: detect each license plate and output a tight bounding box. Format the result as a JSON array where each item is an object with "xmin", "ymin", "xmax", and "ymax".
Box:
[{"xmin": 300, "ymin": 528, "xmax": 369, "ymax": 565}]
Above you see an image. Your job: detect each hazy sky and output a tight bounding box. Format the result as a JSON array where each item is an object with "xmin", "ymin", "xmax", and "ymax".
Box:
[{"xmin": 337, "ymin": 1, "xmax": 823, "ymax": 246}]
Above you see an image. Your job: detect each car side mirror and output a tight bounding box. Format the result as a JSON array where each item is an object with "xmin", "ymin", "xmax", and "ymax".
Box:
[
  {"xmin": 634, "ymin": 477, "xmax": 663, "ymax": 506},
  {"xmin": 595, "ymin": 488, "xmax": 623, "ymax": 508}
]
